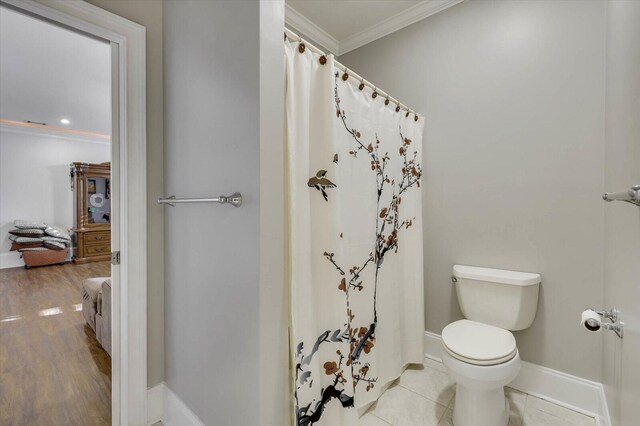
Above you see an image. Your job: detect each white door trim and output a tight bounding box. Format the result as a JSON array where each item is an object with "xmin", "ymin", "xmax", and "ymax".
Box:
[{"xmin": 0, "ymin": 1, "xmax": 148, "ymax": 424}]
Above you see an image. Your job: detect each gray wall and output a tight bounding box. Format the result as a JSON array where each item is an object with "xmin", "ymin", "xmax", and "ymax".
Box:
[
  {"xmin": 164, "ymin": 0, "xmax": 260, "ymax": 423},
  {"xmin": 340, "ymin": 0, "xmax": 607, "ymax": 380},
  {"xmin": 85, "ymin": 0, "xmax": 165, "ymax": 388},
  {"xmin": 259, "ymin": 3, "xmax": 289, "ymax": 425},
  {"xmin": 602, "ymin": 1, "xmax": 640, "ymax": 425}
]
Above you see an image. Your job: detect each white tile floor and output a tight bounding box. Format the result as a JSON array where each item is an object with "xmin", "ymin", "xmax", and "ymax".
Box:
[
  {"xmin": 359, "ymin": 363, "xmax": 598, "ymax": 426},
  {"xmin": 153, "ymin": 364, "xmax": 596, "ymax": 426}
]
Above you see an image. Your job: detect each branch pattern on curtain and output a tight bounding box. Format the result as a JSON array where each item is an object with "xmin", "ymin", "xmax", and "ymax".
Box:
[{"xmin": 286, "ymin": 40, "xmax": 425, "ymax": 426}]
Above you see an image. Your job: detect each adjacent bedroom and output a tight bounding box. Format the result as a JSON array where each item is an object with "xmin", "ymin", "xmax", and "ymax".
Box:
[{"xmin": 0, "ymin": 6, "xmax": 113, "ymax": 424}]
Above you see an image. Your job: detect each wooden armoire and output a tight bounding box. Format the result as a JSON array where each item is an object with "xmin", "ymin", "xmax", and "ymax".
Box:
[{"xmin": 70, "ymin": 162, "xmax": 111, "ymax": 263}]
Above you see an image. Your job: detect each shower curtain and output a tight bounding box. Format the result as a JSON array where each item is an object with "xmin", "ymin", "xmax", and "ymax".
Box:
[{"xmin": 285, "ymin": 39, "xmax": 425, "ymax": 426}]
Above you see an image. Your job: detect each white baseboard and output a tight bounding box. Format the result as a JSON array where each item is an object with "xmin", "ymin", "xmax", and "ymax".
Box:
[
  {"xmin": 147, "ymin": 383, "xmax": 164, "ymax": 425},
  {"xmin": 147, "ymin": 382, "xmax": 205, "ymax": 426},
  {"xmin": 510, "ymin": 361, "xmax": 610, "ymax": 425},
  {"xmin": 164, "ymin": 384, "xmax": 205, "ymax": 426},
  {"xmin": 424, "ymin": 331, "xmax": 611, "ymax": 426},
  {"xmin": 0, "ymin": 252, "xmax": 23, "ymax": 269},
  {"xmin": 597, "ymin": 385, "xmax": 612, "ymax": 426}
]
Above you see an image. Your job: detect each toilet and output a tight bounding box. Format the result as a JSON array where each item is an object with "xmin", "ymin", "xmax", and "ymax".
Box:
[{"xmin": 442, "ymin": 265, "xmax": 541, "ymax": 426}]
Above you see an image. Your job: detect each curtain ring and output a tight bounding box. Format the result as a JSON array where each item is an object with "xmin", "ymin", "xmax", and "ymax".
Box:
[
  {"xmin": 405, "ymin": 110, "xmax": 410, "ymax": 118},
  {"xmin": 358, "ymin": 80, "xmax": 365, "ymax": 91},
  {"xmin": 298, "ymin": 43, "xmax": 306, "ymax": 53},
  {"xmin": 414, "ymin": 114, "xmax": 419, "ymax": 122},
  {"xmin": 395, "ymin": 104, "xmax": 401, "ymax": 113},
  {"xmin": 384, "ymin": 97, "xmax": 390, "ymax": 106},
  {"xmin": 319, "ymin": 55, "xmax": 327, "ymax": 65},
  {"xmin": 372, "ymin": 87, "xmax": 378, "ymax": 99},
  {"xmin": 342, "ymin": 71, "xmax": 349, "ymax": 81}
]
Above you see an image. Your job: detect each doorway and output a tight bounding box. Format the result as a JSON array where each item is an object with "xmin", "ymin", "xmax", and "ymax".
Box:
[
  {"xmin": 0, "ymin": 5, "xmax": 113, "ymax": 424},
  {"xmin": 0, "ymin": 0, "xmax": 147, "ymax": 424}
]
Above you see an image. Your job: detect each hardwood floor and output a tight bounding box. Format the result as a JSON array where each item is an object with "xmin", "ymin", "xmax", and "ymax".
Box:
[{"xmin": 0, "ymin": 261, "xmax": 111, "ymax": 426}]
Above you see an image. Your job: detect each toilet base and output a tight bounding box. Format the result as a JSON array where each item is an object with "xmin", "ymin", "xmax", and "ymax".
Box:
[
  {"xmin": 452, "ymin": 384, "xmax": 509, "ymax": 426},
  {"xmin": 441, "ymin": 345, "xmax": 520, "ymax": 426}
]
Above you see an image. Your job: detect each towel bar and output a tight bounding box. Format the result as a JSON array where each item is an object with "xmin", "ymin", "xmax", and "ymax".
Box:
[
  {"xmin": 603, "ymin": 185, "xmax": 640, "ymax": 207},
  {"xmin": 157, "ymin": 192, "xmax": 242, "ymax": 207}
]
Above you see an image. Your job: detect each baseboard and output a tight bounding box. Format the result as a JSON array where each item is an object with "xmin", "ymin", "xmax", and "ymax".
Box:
[
  {"xmin": 0, "ymin": 252, "xmax": 23, "ymax": 269},
  {"xmin": 424, "ymin": 330, "xmax": 444, "ymax": 364},
  {"xmin": 147, "ymin": 382, "xmax": 205, "ymax": 426},
  {"xmin": 147, "ymin": 383, "xmax": 164, "ymax": 425},
  {"xmin": 164, "ymin": 385, "xmax": 205, "ymax": 426},
  {"xmin": 597, "ymin": 385, "xmax": 612, "ymax": 426},
  {"xmin": 424, "ymin": 331, "xmax": 611, "ymax": 426}
]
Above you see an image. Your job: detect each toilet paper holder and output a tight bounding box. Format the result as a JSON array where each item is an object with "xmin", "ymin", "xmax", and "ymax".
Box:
[{"xmin": 586, "ymin": 307, "xmax": 624, "ymax": 338}]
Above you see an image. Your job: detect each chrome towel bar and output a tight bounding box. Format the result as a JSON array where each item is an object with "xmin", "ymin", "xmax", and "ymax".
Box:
[
  {"xmin": 603, "ymin": 185, "xmax": 640, "ymax": 206},
  {"xmin": 158, "ymin": 192, "xmax": 242, "ymax": 208}
]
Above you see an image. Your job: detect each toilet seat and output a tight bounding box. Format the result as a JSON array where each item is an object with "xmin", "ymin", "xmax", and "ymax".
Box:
[{"xmin": 442, "ymin": 320, "xmax": 517, "ymax": 366}]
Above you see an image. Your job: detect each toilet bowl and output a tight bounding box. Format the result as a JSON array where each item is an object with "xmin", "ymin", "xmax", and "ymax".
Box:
[
  {"xmin": 441, "ymin": 265, "xmax": 541, "ymax": 426},
  {"xmin": 441, "ymin": 320, "xmax": 521, "ymax": 426}
]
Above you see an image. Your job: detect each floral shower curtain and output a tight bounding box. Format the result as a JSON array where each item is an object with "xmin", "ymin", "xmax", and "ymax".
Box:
[{"xmin": 285, "ymin": 39, "xmax": 425, "ymax": 426}]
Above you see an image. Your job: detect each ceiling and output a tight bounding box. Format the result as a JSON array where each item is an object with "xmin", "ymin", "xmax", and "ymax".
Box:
[
  {"xmin": 285, "ymin": 0, "xmax": 463, "ymax": 56},
  {"xmin": 0, "ymin": 6, "xmax": 111, "ymax": 137}
]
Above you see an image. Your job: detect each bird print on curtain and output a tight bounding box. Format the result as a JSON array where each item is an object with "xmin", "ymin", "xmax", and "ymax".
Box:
[{"xmin": 308, "ymin": 170, "xmax": 337, "ymax": 201}]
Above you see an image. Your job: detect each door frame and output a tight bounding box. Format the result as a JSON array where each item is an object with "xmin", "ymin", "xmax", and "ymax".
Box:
[{"xmin": 0, "ymin": 0, "xmax": 148, "ymax": 424}]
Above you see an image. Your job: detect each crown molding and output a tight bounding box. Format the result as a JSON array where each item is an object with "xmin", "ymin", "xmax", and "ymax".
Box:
[
  {"xmin": 0, "ymin": 118, "xmax": 111, "ymax": 144},
  {"xmin": 340, "ymin": 0, "xmax": 464, "ymax": 55},
  {"xmin": 285, "ymin": 0, "xmax": 464, "ymax": 57},
  {"xmin": 284, "ymin": 4, "xmax": 340, "ymax": 55}
]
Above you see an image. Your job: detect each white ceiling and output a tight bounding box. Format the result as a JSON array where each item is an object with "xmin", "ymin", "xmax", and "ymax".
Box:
[
  {"xmin": 0, "ymin": 6, "xmax": 111, "ymax": 136},
  {"xmin": 285, "ymin": 0, "xmax": 463, "ymax": 55}
]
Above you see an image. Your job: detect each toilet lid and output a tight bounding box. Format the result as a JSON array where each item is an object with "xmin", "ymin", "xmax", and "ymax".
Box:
[{"xmin": 442, "ymin": 320, "xmax": 517, "ymax": 366}]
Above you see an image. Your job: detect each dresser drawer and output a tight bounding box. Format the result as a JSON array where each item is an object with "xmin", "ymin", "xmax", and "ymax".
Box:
[
  {"xmin": 84, "ymin": 231, "xmax": 110, "ymax": 245},
  {"xmin": 85, "ymin": 243, "xmax": 110, "ymax": 256}
]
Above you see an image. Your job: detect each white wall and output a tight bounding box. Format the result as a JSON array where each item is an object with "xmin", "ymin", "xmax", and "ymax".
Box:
[
  {"xmin": 0, "ymin": 128, "xmax": 110, "ymax": 267},
  {"xmin": 602, "ymin": 1, "xmax": 640, "ymax": 425},
  {"xmin": 340, "ymin": 0, "xmax": 607, "ymax": 381},
  {"xmin": 164, "ymin": 0, "xmax": 262, "ymax": 424}
]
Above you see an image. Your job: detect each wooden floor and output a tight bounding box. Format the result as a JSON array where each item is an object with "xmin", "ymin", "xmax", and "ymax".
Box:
[{"xmin": 0, "ymin": 261, "xmax": 111, "ymax": 426}]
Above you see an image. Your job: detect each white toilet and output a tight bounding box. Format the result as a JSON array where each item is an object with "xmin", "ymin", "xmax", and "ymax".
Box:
[{"xmin": 441, "ymin": 265, "xmax": 541, "ymax": 426}]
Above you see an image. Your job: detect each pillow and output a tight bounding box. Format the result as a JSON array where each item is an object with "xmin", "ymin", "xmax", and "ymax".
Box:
[
  {"xmin": 44, "ymin": 225, "xmax": 71, "ymax": 241},
  {"xmin": 18, "ymin": 247, "xmax": 49, "ymax": 252},
  {"xmin": 14, "ymin": 220, "xmax": 47, "ymax": 230},
  {"xmin": 9, "ymin": 228, "xmax": 45, "ymax": 238},
  {"xmin": 44, "ymin": 240, "xmax": 66, "ymax": 250},
  {"xmin": 15, "ymin": 237, "xmax": 44, "ymax": 244},
  {"xmin": 43, "ymin": 236, "xmax": 70, "ymax": 246}
]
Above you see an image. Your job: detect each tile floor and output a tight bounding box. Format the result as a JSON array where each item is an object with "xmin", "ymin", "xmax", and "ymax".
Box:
[
  {"xmin": 359, "ymin": 362, "xmax": 598, "ymax": 426},
  {"xmin": 152, "ymin": 362, "xmax": 597, "ymax": 426}
]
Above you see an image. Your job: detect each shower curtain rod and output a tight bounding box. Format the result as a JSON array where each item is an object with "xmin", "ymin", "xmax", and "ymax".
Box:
[{"xmin": 285, "ymin": 28, "xmax": 422, "ymax": 118}]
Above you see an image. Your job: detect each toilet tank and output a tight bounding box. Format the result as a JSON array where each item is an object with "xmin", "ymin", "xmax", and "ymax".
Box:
[{"xmin": 452, "ymin": 265, "xmax": 541, "ymax": 331}]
